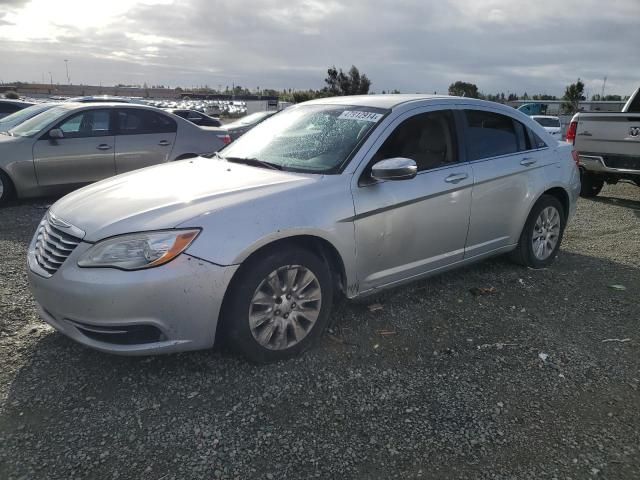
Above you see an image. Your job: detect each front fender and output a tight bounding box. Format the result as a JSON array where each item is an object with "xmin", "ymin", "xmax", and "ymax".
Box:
[{"xmin": 181, "ymin": 175, "xmax": 358, "ymax": 288}]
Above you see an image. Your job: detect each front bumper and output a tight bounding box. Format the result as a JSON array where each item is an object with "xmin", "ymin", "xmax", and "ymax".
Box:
[{"xmin": 27, "ymin": 242, "xmax": 238, "ymax": 355}]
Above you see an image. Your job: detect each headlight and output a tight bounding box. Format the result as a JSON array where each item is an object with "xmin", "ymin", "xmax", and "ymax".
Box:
[{"xmin": 77, "ymin": 229, "xmax": 200, "ymax": 270}]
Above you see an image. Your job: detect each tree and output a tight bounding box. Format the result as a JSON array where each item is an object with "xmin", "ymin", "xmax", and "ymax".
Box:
[
  {"xmin": 3, "ymin": 90, "xmax": 19, "ymax": 99},
  {"xmin": 324, "ymin": 65, "xmax": 371, "ymax": 96},
  {"xmin": 448, "ymin": 81, "xmax": 479, "ymax": 98},
  {"xmin": 562, "ymin": 79, "xmax": 585, "ymax": 114}
]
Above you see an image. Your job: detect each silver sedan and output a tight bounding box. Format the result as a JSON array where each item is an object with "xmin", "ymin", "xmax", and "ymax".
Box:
[
  {"xmin": 27, "ymin": 95, "xmax": 581, "ymax": 362},
  {"xmin": 0, "ymin": 103, "xmax": 229, "ymax": 203}
]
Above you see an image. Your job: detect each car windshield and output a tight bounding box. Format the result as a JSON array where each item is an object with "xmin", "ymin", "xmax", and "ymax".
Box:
[
  {"xmin": 8, "ymin": 106, "xmax": 70, "ymax": 137},
  {"xmin": 0, "ymin": 104, "xmax": 55, "ymax": 128},
  {"xmin": 237, "ymin": 111, "xmax": 273, "ymax": 125},
  {"xmin": 534, "ymin": 117, "xmax": 560, "ymax": 127},
  {"xmin": 220, "ymin": 104, "xmax": 387, "ymax": 173}
]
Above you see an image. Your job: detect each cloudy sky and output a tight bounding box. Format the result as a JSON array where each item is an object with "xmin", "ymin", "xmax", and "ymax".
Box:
[{"xmin": 0, "ymin": 0, "xmax": 638, "ymax": 96}]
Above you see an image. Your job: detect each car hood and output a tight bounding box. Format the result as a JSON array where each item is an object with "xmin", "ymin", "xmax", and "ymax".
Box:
[
  {"xmin": 0, "ymin": 133, "xmax": 24, "ymax": 143},
  {"xmin": 50, "ymin": 158, "xmax": 315, "ymax": 242}
]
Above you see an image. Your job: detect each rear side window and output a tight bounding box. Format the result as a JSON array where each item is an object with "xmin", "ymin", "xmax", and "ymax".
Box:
[
  {"xmin": 56, "ymin": 109, "xmax": 111, "ymax": 138},
  {"xmin": 527, "ymin": 128, "xmax": 547, "ymax": 149},
  {"xmin": 533, "ymin": 117, "xmax": 560, "ymax": 128},
  {"xmin": 375, "ymin": 110, "xmax": 458, "ymax": 172},
  {"xmin": 116, "ymin": 109, "xmax": 177, "ymax": 135},
  {"xmin": 464, "ymin": 110, "xmax": 524, "ymax": 160}
]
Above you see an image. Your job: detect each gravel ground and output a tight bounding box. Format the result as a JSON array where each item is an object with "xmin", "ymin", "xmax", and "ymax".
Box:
[{"xmin": 1, "ymin": 183, "xmax": 639, "ymax": 480}]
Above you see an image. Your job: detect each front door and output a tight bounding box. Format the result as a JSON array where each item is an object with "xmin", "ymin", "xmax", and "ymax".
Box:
[
  {"xmin": 114, "ymin": 108, "xmax": 177, "ymax": 174},
  {"xmin": 351, "ymin": 108, "xmax": 472, "ymax": 292},
  {"xmin": 33, "ymin": 108, "xmax": 115, "ymax": 187}
]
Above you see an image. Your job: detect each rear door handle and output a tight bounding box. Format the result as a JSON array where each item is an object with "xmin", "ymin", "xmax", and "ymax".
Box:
[
  {"xmin": 520, "ymin": 158, "xmax": 537, "ymax": 166},
  {"xmin": 444, "ymin": 173, "xmax": 468, "ymax": 184},
  {"xmin": 158, "ymin": 140, "xmax": 171, "ymax": 146},
  {"xmin": 96, "ymin": 144, "xmax": 112, "ymax": 151}
]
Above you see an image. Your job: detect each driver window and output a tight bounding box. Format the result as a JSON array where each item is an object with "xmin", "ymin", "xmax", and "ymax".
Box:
[
  {"xmin": 374, "ymin": 110, "xmax": 457, "ymax": 171},
  {"xmin": 57, "ymin": 109, "xmax": 111, "ymax": 138}
]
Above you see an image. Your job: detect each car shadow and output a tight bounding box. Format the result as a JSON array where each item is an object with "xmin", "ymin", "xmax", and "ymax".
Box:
[
  {"xmin": 591, "ymin": 196, "xmax": 640, "ymax": 210},
  {"xmin": 590, "ymin": 194, "xmax": 640, "ymax": 217}
]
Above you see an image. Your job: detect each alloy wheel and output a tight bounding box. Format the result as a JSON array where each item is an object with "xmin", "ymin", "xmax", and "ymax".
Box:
[
  {"xmin": 249, "ymin": 265, "xmax": 322, "ymax": 350},
  {"xmin": 532, "ymin": 206, "xmax": 561, "ymax": 260}
]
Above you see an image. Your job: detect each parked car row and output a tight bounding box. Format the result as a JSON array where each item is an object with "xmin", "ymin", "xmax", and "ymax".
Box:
[
  {"xmin": 145, "ymin": 99, "xmax": 248, "ymax": 116},
  {"xmin": 23, "ymin": 94, "xmax": 580, "ymax": 363}
]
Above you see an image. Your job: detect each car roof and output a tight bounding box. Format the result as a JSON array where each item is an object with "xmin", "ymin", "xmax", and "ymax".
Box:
[
  {"xmin": 66, "ymin": 96, "xmax": 131, "ymax": 103},
  {"xmin": 0, "ymin": 99, "xmax": 34, "ymax": 106},
  {"xmin": 303, "ymin": 94, "xmax": 459, "ymax": 109},
  {"xmin": 531, "ymin": 115, "xmax": 560, "ymax": 119},
  {"xmin": 56, "ymin": 102, "xmax": 167, "ymax": 111}
]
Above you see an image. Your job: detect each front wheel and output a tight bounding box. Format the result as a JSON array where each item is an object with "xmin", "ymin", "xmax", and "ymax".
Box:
[
  {"xmin": 510, "ymin": 195, "xmax": 565, "ymax": 269},
  {"xmin": 0, "ymin": 170, "xmax": 15, "ymax": 205},
  {"xmin": 221, "ymin": 246, "xmax": 334, "ymax": 363}
]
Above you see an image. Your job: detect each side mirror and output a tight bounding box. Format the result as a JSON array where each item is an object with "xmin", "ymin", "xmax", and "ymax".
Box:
[
  {"xmin": 371, "ymin": 157, "xmax": 417, "ymax": 181},
  {"xmin": 48, "ymin": 128, "xmax": 64, "ymax": 139}
]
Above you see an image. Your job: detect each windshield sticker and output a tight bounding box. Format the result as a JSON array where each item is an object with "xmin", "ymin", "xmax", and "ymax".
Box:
[{"xmin": 338, "ymin": 111, "xmax": 384, "ymax": 122}]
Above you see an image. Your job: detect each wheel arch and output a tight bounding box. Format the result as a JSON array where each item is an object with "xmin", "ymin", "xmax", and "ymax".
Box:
[
  {"xmin": 539, "ymin": 186, "xmax": 570, "ymax": 220},
  {"xmin": 229, "ymin": 234, "xmax": 348, "ymax": 296}
]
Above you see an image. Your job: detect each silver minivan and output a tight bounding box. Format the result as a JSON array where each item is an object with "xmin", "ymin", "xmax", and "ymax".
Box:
[{"xmin": 27, "ymin": 95, "xmax": 581, "ymax": 363}]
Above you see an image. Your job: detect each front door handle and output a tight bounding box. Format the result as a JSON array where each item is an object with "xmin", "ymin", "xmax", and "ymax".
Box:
[
  {"xmin": 520, "ymin": 158, "xmax": 537, "ymax": 167},
  {"xmin": 96, "ymin": 144, "xmax": 112, "ymax": 151},
  {"xmin": 444, "ymin": 173, "xmax": 469, "ymax": 184},
  {"xmin": 158, "ymin": 140, "xmax": 171, "ymax": 146}
]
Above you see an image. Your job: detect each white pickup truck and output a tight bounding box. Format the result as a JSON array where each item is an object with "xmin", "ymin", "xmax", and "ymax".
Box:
[{"xmin": 567, "ymin": 87, "xmax": 640, "ymax": 197}]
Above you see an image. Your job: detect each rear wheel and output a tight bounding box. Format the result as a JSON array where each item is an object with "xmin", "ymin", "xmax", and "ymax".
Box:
[
  {"xmin": 510, "ymin": 195, "xmax": 565, "ymax": 269},
  {"xmin": 0, "ymin": 170, "xmax": 15, "ymax": 205},
  {"xmin": 580, "ymin": 170, "xmax": 604, "ymax": 198},
  {"xmin": 222, "ymin": 246, "xmax": 334, "ymax": 363}
]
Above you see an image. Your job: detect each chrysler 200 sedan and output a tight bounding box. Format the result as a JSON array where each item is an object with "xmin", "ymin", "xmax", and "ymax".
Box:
[{"xmin": 27, "ymin": 95, "xmax": 581, "ymax": 363}]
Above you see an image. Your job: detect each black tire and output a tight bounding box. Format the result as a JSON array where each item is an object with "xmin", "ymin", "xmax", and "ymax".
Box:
[
  {"xmin": 510, "ymin": 195, "xmax": 566, "ymax": 269},
  {"xmin": 221, "ymin": 246, "xmax": 334, "ymax": 363},
  {"xmin": 0, "ymin": 170, "xmax": 15, "ymax": 205},
  {"xmin": 579, "ymin": 171, "xmax": 604, "ymax": 198}
]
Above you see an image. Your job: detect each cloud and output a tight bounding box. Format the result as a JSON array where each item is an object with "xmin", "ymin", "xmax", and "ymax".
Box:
[{"xmin": 0, "ymin": 0, "xmax": 638, "ymax": 96}]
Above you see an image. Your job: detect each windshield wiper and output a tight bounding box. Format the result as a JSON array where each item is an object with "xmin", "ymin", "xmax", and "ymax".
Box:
[{"xmin": 223, "ymin": 156, "xmax": 283, "ymax": 171}]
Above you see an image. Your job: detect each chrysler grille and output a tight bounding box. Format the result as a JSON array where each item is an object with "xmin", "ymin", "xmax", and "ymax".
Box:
[{"xmin": 34, "ymin": 217, "xmax": 82, "ymax": 275}]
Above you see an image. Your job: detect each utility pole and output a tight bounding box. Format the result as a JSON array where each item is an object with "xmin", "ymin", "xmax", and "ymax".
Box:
[
  {"xmin": 601, "ymin": 76, "xmax": 607, "ymax": 99},
  {"xmin": 64, "ymin": 59, "xmax": 70, "ymax": 85}
]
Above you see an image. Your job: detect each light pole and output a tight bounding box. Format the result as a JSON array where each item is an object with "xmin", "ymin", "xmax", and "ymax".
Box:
[{"xmin": 64, "ymin": 59, "xmax": 70, "ymax": 85}]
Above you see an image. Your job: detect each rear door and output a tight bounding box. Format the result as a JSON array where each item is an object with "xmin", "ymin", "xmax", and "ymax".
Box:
[
  {"xmin": 351, "ymin": 107, "xmax": 473, "ymax": 291},
  {"xmin": 462, "ymin": 108, "xmax": 551, "ymax": 257},
  {"xmin": 33, "ymin": 108, "xmax": 115, "ymax": 187},
  {"xmin": 114, "ymin": 108, "xmax": 177, "ymax": 174}
]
